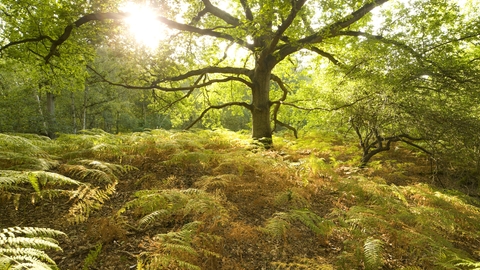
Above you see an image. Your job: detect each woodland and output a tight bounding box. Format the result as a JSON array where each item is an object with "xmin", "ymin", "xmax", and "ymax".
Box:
[{"xmin": 1, "ymin": 0, "xmax": 480, "ymax": 269}]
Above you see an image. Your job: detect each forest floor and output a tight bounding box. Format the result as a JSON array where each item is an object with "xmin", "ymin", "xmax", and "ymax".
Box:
[{"xmin": 1, "ymin": 129, "xmax": 480, "ymax": 270}]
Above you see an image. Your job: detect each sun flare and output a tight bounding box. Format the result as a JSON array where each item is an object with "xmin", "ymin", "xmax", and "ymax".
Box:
[{"xmin": 122, "ymin": 2, "xmax": 165, "ymax": 49}]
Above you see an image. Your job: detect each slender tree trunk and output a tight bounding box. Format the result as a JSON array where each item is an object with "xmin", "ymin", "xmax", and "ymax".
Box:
[
  {"xmin": 82, "ymin": 86, "xmax": 88, "ymax": 130},
  {"xmin": 71, "ymin": 92, "xmax": 77, "ymax": 134},
  {"xmin": 251, "ymin": 61, "xmax": 273, "ymax": 146},
  {"xmin": 116, "ymin": 111, "xmax": 119, "ymax": 134},
  {"xmin": 142, "ymin": 90, "xmax": 147, "ymax": 128},
  {"xmin": 46, "ymin": 92, "xmax": 56, "ymax": 138},
  {"xmin": 35, "ymin": 92, "xmax": 48, "ymax": 136}
]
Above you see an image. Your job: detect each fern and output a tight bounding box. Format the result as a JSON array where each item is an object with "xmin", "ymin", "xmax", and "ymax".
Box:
[
  {"xmin": 363, "ymin": 237, "xmax": 384, "ymax": 270},
  {"xmin": 59, "ymin": 159, "xmax": 136, "ymax": 184},
  {"xmin": 436, "ymin": 251, "xmax": 480, "ymax": 270},
  {"xmin": 194, "ymin": 174, "xmax": 237, "ymax": 191},
  {"xmin": 274, "ymin": 189, "xmax": 310, "ymax": 209},
  {"xmin": 138, "ymin": 221, "xmax": 221, "ymax": 270},
  {"xmin": 0, "ymin": 134, "xmax": 56, "ymax": 171},
  {"xmin": 67, "ymin": 181, "xmax": 117, "ymax": 224},
  {"xmin": 0, "ymin": 170, "xmax": 82, "ymax": 209},
  {"xmin": 82, "ymin": 242, "xmax": 102, "ymax": 270},
  {"xmin": 120, "ymin": 188, "xmax": 229, "ymax": 229},
  {"xmin": 263, "ymin": 209, "xmax": 334, "ymax": 239},
  {"xmin": 271, "ymin": 256, "xmax": 334, "ymax": 269},
  {"xmin": 0, "ymin": 227, "xmax": 65, "ymax": 270}
]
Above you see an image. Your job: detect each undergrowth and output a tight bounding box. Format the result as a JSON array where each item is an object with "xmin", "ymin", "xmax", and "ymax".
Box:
[
  {"xmin": 0, "ymin": 226, "xmax": 65, "ymax": 270},
  {"xmin": 2, "ymin": 129, "xmax": 480, "ymax": 269}
]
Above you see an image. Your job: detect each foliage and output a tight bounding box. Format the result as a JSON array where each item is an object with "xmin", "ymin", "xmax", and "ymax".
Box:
[
  {"xmin": 0, "ymin": 227, "xmax": 65, "ymax": 270},
  {"xmin": 271, "ymin": 257, "xmax": 334, "ymax": 270},
  {"xmin": 262, "ymin": 209, "xmax": 334, "ymax": 239},
  {"xmin": 82, "ymin": 242, "xmax": 102, "ymax": 270},
  {"xmin": 0, "ymin": 132, "xmax": 133, "ymax": 224},
  {"xmin": 137, "ymin": 221, "xmax": 221, "ymax": 270},
  {"xmin": 363, "ymin": 237, "xmax": 385, "ymax": 270},
  {"xmin": 330, "ymin": 176, "xmax": 480, "ymax": 269}
]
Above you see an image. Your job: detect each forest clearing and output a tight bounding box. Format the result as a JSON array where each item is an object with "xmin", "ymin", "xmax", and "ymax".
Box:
[
  {"xmin": 1, "ymin": 0, "xmax": 480, "ymax": 268},
  {"xmin": 1, "ymin": 129, "xmax": 480, "ymax": 269}
]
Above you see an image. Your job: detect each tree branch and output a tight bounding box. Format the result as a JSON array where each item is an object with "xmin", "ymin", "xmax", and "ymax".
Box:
[
  {"xmin": 0, "ymin": 36, "xmax": 54, "ymax": 54},
  {"xmin": 267, "ymin": 0, "xmax": 307, "ymax": 55},
  {"xmin": 338, "ymin": 30, "xmax": 423, "ymax": 60},
  {"xmin": 3, "ymin": 12, "xmax": 250, "ymax": 62},
  {"xmin": 239, "ymin": 0, "xmax": 254, "ymax": 21},
  {"xmin": 278, "ymin": 95, "xmax": 371, "ymax": 111},
  {"xmin": 309, "ymin": 47, "xmax": 342, "ymax": 65},
  {"xmin": 275, "ymin": 120, "xmax": 298, "ymax": 138},
  {"xmin": 275, "ymin": 0, "xmax": 389, "ymax": 61},
  {"xmin": 87, "ymin": 65, "xmax": 252, "ymax": 91},
  {"xmin": 45, "ymin": 12, "xmax": 127, "ymax": 63},
  {"xmin": 153, "ymin": 66, "xmax": 253, "ymax": 85},
  {"xmin": 201, "ymin": 0, "xmax": 241, "ymax": 26},
  {"xmin": 185, "ymin": 102, "xmax": 252, "ymax": 130}
]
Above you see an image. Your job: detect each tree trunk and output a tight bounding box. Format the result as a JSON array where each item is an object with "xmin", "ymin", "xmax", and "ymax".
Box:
[
  {"xmin": 251, "ymin": 61, "xmax": 273, "ymax": 146},
  {"xmin": 46, "ymin": 92, "xmax": 56, "ymax": 138},
  {"xmin": 35, "ymin": 92, "xmax": 48, "ymax": 136},
  {"xmin": 82, "ymin": 86, "xmax": 88, "ymax": 130},
  {"xmin": 71, "ymin": 92, "xmax": 77, "ymax": 134}
]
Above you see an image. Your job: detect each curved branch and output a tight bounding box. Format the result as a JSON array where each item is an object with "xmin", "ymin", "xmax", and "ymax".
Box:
[
  {"xmin": 185, "ymin": 102, "xmax": 252, "ymax": 130},
  {"xmin": 154, "ymin": 66, "xmax": 253, "ymax": 85},
  {"xmin": 201, "ymin": 0, "xmax": 241, "ymax": 26},
  {"xmin": 279, "ymin": 95, "xmax": 372, "ymax": 111},
  {"xmin": 240, "ymin": 0, "xmax": 254, "ymax": 21},
  {"xmin": 190, "ymin": 8, "xmax": 208, "ymax": 25},
  {"xmin": 338, "ymin": 30, "xmax": 423, "ymax": 60},
  {"xmin": 157, "ymin": 16, "xmax": 250, "ymax": 49},
  {"xmin": 275, "ymin": 120, "xmax": 298, "ymax": 138},
  {"xmin": 275, "ymin": 0, "xmax": 389, "ymax": 61},
  {"xmin": 4, "ymin": 12, "xmax": 250, "ymax": 62},
  {"xmin": 45, "ymin": 12, "xmax": 127, "ymax": 62},
  {"xmin": 0, "ymin": 36, "xmax": 54, "ymax": 53},
  {"xmin": 270, "ymin": 74, "xmax": 289, "ymax": 102},
  {"xmin": 87, "ymin": 65, "xmax": 252, "ymax": 91},
  {"xmin": 267, "ymin": 0, "xmax": 307, "ymax": 54},
  {"xmin": 309, "ymin": 47, "xmax": 342, "ymax": 65}
]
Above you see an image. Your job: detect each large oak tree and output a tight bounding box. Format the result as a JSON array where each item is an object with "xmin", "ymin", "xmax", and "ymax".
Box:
[{"xmin": 0, "ymin": 0, "xmax": 477, "ymax": 146}]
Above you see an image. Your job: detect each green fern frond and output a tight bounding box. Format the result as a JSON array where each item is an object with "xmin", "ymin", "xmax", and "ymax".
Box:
[
  {"xmin": 140, "ymin": 221, "xmax": 220, "ymax": 270},
  {"xmin": 121, "ymin": 188, "xmax": 228, "ymax": 229},
  {"xmin": 0, "ymin": 152, "xmax": 56, "ymax": 171},
  {"xmin": 138, "ymin": 209, "xmax": 171, "ymax": 228},
  {"xmin": 82, "ymin": 242, "xmax": 102, "ymax": 270},
  {"xmin": 60, "ymin": 160, "xmax": 136, "ymax": 184},
  {"xmin": 0, "ymin": 134, "xmax": 46, "ymax": 156},
  {"xmin": 363, "ymin": 237, "xmax": 385, "ymax": 270},
  {"xmin": 262, "ymin": 212, "xmax": 291, "ymax": 238},
  {"xmin": 0, "ymin": 134, "xmax": 56, "ymax": 171},
  {"xmin": 263, "ymin": 209, "xmax": 334, "ymax": 239},
  {"xmin": 436, "ymin": 251, "xmax": 480, "ymax": 270},
  {"xmin": 0, "ymin": 227, "xmax": 64, "ymax": 270},
  {"xmin": 164, "ymin": 150, "xmax": 216, "ymax": 168},
  {"xmin": 274, "ymin": 189, "xmax": 310, "ymax": 209},
  {"xmin": 194, "ymin": 174, "xmax": 236, "ymax": 191},
  {"xmin": 0, "ymin": 170, "xmax": 82, "ymax": 207}
]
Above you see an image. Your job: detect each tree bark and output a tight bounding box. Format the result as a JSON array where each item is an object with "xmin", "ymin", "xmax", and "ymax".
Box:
[
  {"xmin": 251, "ymin": 61, "xmax": 273, "ymax": 146},
  {"xmin": 45, "ymin": 92, "xmax": 56, "ymax": 138}
]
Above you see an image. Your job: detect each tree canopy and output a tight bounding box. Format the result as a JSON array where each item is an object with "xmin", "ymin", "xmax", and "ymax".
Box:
[{"xmin": 1, "ymin": 0, "xmax": 479, "ymax": 163}]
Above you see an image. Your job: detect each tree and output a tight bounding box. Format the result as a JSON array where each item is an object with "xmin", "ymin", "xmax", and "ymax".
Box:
[{"xmin": 1, "ymin": 0, "xmax": 478, "ymax": 147}]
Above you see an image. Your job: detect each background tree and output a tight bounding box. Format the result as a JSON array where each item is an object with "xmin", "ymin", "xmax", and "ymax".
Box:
[{"xmin": 1, "ymin": 0, "xmax": 479, "ymax": 149}]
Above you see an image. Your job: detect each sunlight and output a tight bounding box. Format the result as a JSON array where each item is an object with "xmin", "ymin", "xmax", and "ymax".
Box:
[{"xmin": 122, "ymin": 2, "xmax": 165, "ymax": 50}]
